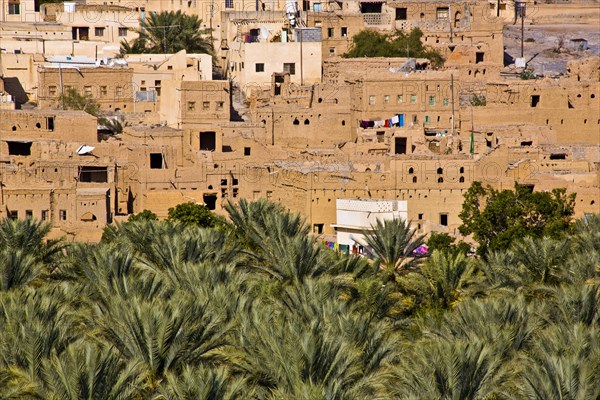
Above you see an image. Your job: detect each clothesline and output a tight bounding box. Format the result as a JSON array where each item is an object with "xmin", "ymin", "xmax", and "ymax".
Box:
[{"xmin": 360, "ymin": 113, "xmax": 405, "ymax": 129}]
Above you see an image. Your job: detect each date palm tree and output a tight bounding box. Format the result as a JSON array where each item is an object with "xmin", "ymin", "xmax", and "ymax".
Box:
[
  {"xmin": 120, "ymin": 11, "xmax": 213, "ymax": 55},
  {"xmin": 37, "ymin": 343, "xmax": 147, "ymax": 400},
  {"xmin": 360, "ymin": 218, "xmax": 425, "ymax": 281},
  {"xmin": 402, "ymin": 250, "xmax": 472, "ymax": 309}
]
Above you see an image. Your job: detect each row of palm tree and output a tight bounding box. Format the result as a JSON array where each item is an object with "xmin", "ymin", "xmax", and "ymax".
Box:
[{"xmin": 0, "ymin": 200, "xmax": 598, "ymax": 399}]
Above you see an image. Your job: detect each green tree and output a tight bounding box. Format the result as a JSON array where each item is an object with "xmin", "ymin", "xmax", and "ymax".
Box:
[
  {"xmin": 128, "ymin": 209, "xmax": 158, "ymax": 222},
  {"xmin": 343, "ymin": 28, "xmax": 444, "ymax": 68},
  {"xmin": 167, "ymin": 202, "xmax": 222, "ymax": 228},
  {"xmin": 120, "ymin": 11, "xmax": 213, "ymax": 55},
  {"xmin": 427, "ymin": 232, "xmax": 470, "ymax": 256},
  {"xmin": 458, "ymin": 182, "xmax": 576, "ymax": 256}
]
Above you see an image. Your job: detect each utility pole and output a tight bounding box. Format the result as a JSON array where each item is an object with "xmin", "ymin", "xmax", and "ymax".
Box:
[{"xmin": 450, "ymin": 73, "xmax": 455, "ymax": 135}]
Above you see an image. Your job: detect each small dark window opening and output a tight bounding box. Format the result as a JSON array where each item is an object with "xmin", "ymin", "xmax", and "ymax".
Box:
[
  {"xmin": 440, "ymin": 214, "xmax": 448, "ymax": 226},
  {"xmin": 8, "ymin": 210, "xmax": 18, "ymax": 220},
  {"xmin": 293, "ymin": 118, "xmax": 300, "ymax": 125},
  {"xmin": 203, "ymin": 194, "xmax": 217, "ymax": 210},
  {"xmin": 521, "ymin": 141, "xmax": 533, "ymax": 146},
  {"xmin": 313, "ymin": 223, "xmax": 324, "ymax": 234},
  {"xmin": 25, "ymin": 210, "xmax": 33, "ymax": 219},
  {"xmin": 304, "ymin": 119, "xmax": 310, "ymax": 125},
  {"xmin": 412, "ymin": 176, "xmax": 417, "ymax": 183},
  {"xmin": 522, "ymin": 184, "xmax": 535, "ymax": 193},
  {"xmin": 475, "ymin": 52, "xmax": 484, "ymax": 63},
  {"xmin": 395, "ymin": 7, "xmax": 407, "ymax": 20},
  {"xmin": 408, "ymin": 167, "xmax": 414, "ymax": 174},
  {"xmin": 459, "ymin": 167, "xmax": 464, "ymax": 173},
  {"xmin": 438, "ymin": 177, "xmax": 444, "ymax": 183},
  {"xmin": 459, "ymin": 176, "xmax": 465, "ymax": 183},
  {"xmin": 79, "ymin": 166, "xmax": 108, "ymax": 182},
  {"xmin": 531, "ymin": 95, "xmax": 540, "ymax": 107},
  {"xmin": 7, "ymin": 141, "xmax": 32, "ymax": 156},
  {"xmin": 200, "ymin": 131, "xmax": 216, "ymax": 151},
  {"xmin": 221, "ymin": 179, "xmax": 227, "ymax": 186},
  {"xmin": 244, "ymin": 147, "xmax": 251, "ymax": 156},
  {"xmin": 46, "ymin": 117, "xmax": 54, "ymax": 130},
  {"xmin": 549, "ymin": 153, "xmax": 567, "ymax": 160},
  {"xmin": 395, "ymin": 137, "xmax": 407, "ymax": 154},
  {"xmin": 222, "ymin": 145, "xmax": 233, "ymax": 152},
  {"xmin": 232, "ymin": 178, "xmax": 239, "ymax": 185},
  {"xmin": 360, "ymin": 2, "xmax": 382, "ymax": 13},
  {"xmin": 437, "ymin": 167, "xmax": 443, "ymax": 174},
  {"xmin": 149, "ymin": 153, "xmax": 163, "ymax": 169}
]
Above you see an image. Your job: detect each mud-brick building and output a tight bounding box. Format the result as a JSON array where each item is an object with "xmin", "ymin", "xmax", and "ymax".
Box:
[{"xmin": 37, "ymin": 64, "xmax": 134, "ymax": 112}]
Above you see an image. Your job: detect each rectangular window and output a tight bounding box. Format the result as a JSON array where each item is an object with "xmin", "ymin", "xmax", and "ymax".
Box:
[
  {"xmin": 368, "ymin": 96, "xmax": 376, "ymax": 105},
  {"xmin": 59, "ymin": 210, "xmax": 67, "ymax": 221},
  {"xmin": 395, "ymin": 7, "xmax": 407, "ymax": 20},
  {"xmin": 443, "ymin": 98, "xmax": 449, "ymax": 106},
  {"xmin": 329, "ymin": 47, "xmax": 335, "ymax": 55},
  {"xmin": 244, "ymin": 147, "xmax": 251, "ymax": 156},
  {"xmin": 200, "ymin": 131, "xmax": 216, "ymax": 151},
  {"xmin": 266, "ymin": 191, "xmax": 273, "ymax": 200},
  {"xmin": 397, "ymin": 95, "xmax": 403, "ymax": 103},
  {"xmin": 48, "ymin": 86, "xmax": 57, "ymax": 96},
  {"xmin": 283, "ymin": 63, "xmax": 296, "ymax": 75},
  {"xmin": 8, "ymin": 2, "xmax": 19, "ymax": 14},
  {"xmin": 7, "ymin": 141, "xmax": 32, "ymax": 156},
  {"xmin": 440, "ymin": 213, "xmax": 448, "ymax": 226},
  {"xmin": 95, "ymin": 27, "xmax": 105, "ymax": 36},
  {"xmin": 118, "ymin": 27, "xmax": 128, "ymax": 36},
  {"xmin": 327, "ymin": 28, "xmax": 334, "ymax": 38},
  {"xmin": 216, "ymin": 101, "xmax": 224, "ymax": 110},
  {"xmin": 187, "ymin": 101, "xmax": 196, "ymax": 111},
  {"xmin": 429, "ymin": 95, "xmax": 435, "ymax": 106},
  {"xmin": 84, "ymin": 86, "xmax": 92, "ymax": 96},
  {"xmin": 425, "ymin": 115, "xmax": 430, "ymax": 124},
  {"xmin": 312, "ymin": 3, "xmax": 321, "ymax": 12},
  {"xmin": 225, "ymin": 0, "xmax": 233, "ymax": 8},
  {"xmin": 25, "ymin": 210, "xmax": 33, "ymax": 219},
  {"xmin": 341, "ymin": 27, "xmax": 348, "ymax": 37},
  {"xmin": 41, "ymin": 210, "xmax": 49, "ymax": 221},
  {"xmin": 531, "ymin": 95, "xmax": 540, "ymax": 107},
  {"xmin": 203, "ymin": 101, "xmax": 210, "ymax": 110},
  {"xmin": 475, "ymin": 52, "xmax": 485, "ymax": 63},
  {"xmin": 149, "ymin": 153, "xmax": 163, "ymax": 169},
  {"xmin": 436, "ymin": 7, "xmax": 449, "ymax": 20},
  {"xmin": 410, "ymin": 94, "xmax": 417, "ymax": 104},
  {"xmin": 395, "ymin": 137, "xmax": 407, "ymax": 154},
  {"xmin": 383, "ymin": 95, "xmax": 390, "ymax": 104},
  {"xmin": 79, "ymin": 166, "xmax": 108, "ymax": 182},
  {"xmin": 8, "ymin": 210, "xmax": 18, "ymax": 220},
  {"xmin": 116, "ymin": 87, "xmax": 123, "ymax": 97},
  {"xmin": 100, "ymin": 86, "xmax": 107, "ymax": 96},
  {"xmin": 255, "ymin": 63, "xmax": 264, "ymax": 72},
  {"xmin": 46, "ymin": 117, "xmax": 54, "ymax": 131}
]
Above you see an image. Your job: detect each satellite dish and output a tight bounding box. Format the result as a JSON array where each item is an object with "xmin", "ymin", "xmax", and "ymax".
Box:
[
  {"xmin": 76, "ymin": 145, "xmax": 95, "ymax": 155},
  {"xmin": 260, "ymin": 26, "xmax": 269, "ymax": 40}
]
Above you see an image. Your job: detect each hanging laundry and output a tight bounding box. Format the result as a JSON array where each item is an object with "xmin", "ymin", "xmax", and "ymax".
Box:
[
  {"xmin": 360, "ymin": 120, "xmax": 369, "ymax": 129},
  {"xmin": 373, "ymin": 120, "xmax": 385, "ymax": 127},
  {"xmin": 384, "ymin": 120, "xmax": 389, "ymax": 128},
  {"xmin": 368, "ymin": 121, "xmax": 375, "ymax": 128},
  {"xmin": 391, "ymin": 115, "xmax": 399, "ymax": 125}
]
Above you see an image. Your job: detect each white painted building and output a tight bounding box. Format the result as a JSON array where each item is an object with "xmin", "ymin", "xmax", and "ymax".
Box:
[{"xmin": 332, "ymin": 198, "xmax": 408, "ymax": 248}]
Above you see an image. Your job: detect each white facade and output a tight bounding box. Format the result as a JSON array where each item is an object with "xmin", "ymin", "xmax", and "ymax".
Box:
[{"xmin": 333, "ymin": 198, "xmax": 408, "ymax": 247}]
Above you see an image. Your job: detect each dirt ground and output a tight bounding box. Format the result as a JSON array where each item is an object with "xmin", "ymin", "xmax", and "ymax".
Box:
[{"xmin": 503, "ymin": 23, "xmax": 600, "ymax": 75}]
